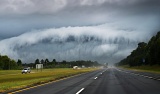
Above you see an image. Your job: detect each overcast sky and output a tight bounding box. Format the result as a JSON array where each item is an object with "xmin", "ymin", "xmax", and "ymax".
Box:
[{"xmin": 0, "ymin": 0, "xmax": 160, "ymax": 64}]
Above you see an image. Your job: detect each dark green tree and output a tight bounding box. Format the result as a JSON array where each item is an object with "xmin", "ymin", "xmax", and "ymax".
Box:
[
  {"xmin": 44, "ymin": 59, "xmax": 49, "ymax": 66},
  {"xmin": 118, "ymin": 31, "xmax": 160, "ymax": 66},
  {"xmin": 17, "ymin": 59, "xmax": 22, "ymax": 66},
  {"xmin": 35, "ymin": 59, "xmax": 40, "ymax": 64},
  {"xmin": 41, "ymin": 59, "xmax": 44, "ymax": 64}
]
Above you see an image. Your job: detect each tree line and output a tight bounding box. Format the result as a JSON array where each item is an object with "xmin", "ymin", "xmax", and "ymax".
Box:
[
  {"xmin": 0, "ymin": 54, "xmax": 100, "ymax": 70},
  {"xmin": 33, "ymin": 59, "xmax": 100, "ymax": 68},
  {"xmin": 117, "ymin": 31, "xmax": 160, "ymax": 67},
  {"xmin": 0, "ymin": 55, "xmax": 22, "ymax": 70}
]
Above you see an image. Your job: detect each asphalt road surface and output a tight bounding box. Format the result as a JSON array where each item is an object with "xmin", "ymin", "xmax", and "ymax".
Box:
[{"xmin": 8, "ymin": 68, "xmax": 160, "ymax": 94}]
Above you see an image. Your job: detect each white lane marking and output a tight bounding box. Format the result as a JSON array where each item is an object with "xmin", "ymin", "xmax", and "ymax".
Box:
[
  {"xmin": 115, "ymin": 68, "xmax": 159, "ymax": 81},
  {"xmin": 135, "ymin": 74, "xmax": 140, "ymax": 76},
  {"xmin": 144, "ymin": 76, "xmax": 149, "ymax": 78},
  {"xmin": 148, "ymin": 77, "xmax": 153, "ymax": 79},
  {"xmin": 94, "ymin": 77, "xmax": 98, "ymax": 79},
  {"xmin": 76, "ymin": 88, "xmax": 85, "ymax": 94},
  {"xmin": 117, "ymin": 69, "xmax": 160, "ymax": 80},
  {"xmin": 140, "ymin": 74, "xmax": 144, "ymax": 76},
  {"xmin": 117, "ymin": 69, "xmax": 121, "ymax": 71},
  {"xmin": 140, "ymin": 75, "xmax": 145, "ymax": 77},
  {"xmin": 134, "ymin": 74, "xmax": 156, "ymax": 79}
]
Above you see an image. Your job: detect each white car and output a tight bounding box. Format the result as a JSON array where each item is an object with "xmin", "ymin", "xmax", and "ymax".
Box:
[{"xmin": 22, "ymin": 68, "xmax": 31, "ymax": 74}]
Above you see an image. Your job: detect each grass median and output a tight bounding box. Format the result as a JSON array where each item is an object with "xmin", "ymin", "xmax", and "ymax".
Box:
[{"xmin": 0, "ymin": 68, "xmax": 98, "ymax": 92}]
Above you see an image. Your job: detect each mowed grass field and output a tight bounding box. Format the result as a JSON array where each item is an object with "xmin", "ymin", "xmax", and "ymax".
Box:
[{"xmin": 0, "ymin": 68, "xmax": 98, "ymax": 92}]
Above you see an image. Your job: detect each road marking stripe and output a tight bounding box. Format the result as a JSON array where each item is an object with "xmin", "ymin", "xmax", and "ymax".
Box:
[
  {"xmin": 148, "ymin": 77, "xmax": 153, "ymax": 79},
  {"xmin": 144, "ymin": 76, "xmax": 149, "ymax": 78},
  {"xmin": 76, "ymin": 88, "xmax": 85, "ymax": 94},
  {"xmin": 157, "ymin": 79, "xmax": 160, "ymax": 81},
  {"xmin": 94, "ymin": 77, "xmax": 98, "ymax": 79},
  {"xmin": 116, "ymin": 68, "xmax": 160, "ymax": 81}
]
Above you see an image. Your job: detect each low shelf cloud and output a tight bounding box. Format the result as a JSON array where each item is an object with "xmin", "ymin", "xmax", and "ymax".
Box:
[{"xmin": 0, "ymin": 0, "xmax": 160, "ymax": 64}]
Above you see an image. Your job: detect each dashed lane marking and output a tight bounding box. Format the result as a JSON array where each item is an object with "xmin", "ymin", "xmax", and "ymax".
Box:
[
  {"xmin": 94, "ymin": 77, "xmax": 98, "ymax": 80},
  {"xmin": 148, "ymin": 77, "xmax": 153, "ymax": 79},
  {"xmin": 76, "ymin": 88, "xmax": 85, "ymax": 94},
  {"xmin": 116, "ymin": 68, "xmax": 160, "ymax": 81},
  {"xmin": 157, "ymin": 79, "xmax": 160, "ymax": 81}
]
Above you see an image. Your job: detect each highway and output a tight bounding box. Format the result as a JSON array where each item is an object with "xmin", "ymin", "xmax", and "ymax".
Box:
[{"xmin": 8, "ymin": 68, "xmax": 160, "ymax": 94}]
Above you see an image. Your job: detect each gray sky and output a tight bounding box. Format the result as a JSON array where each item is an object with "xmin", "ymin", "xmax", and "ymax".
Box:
[{"xmin": 0, "ymin": 0, "xmax": 160, "ymax": 64}]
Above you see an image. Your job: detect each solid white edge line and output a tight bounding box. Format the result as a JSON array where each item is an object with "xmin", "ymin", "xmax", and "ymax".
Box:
[{"xmin": 76, "ymin": 88, "xmax": 85, "ymax": 94}]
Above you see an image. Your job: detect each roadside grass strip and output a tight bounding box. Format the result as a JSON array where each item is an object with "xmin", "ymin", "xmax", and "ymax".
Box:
[{"xmin": 0, "ymin": 68, "xmax": 98, "ymax": 93}]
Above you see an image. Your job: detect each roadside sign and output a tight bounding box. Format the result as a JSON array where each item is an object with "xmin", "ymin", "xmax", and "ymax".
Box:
[{"xmin": 36, "ymin": 64, "xmax": 43, "ymax": 71}]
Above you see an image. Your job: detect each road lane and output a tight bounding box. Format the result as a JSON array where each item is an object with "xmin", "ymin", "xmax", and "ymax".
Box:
[{"xmin": 81, "ymin": 68, "xmax": 160, "ymax": 94}]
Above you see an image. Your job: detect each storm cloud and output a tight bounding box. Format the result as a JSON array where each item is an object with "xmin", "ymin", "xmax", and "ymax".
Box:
[{"xmin": 0, "ymin": 0, "xmax": 160, "ymax": 64}]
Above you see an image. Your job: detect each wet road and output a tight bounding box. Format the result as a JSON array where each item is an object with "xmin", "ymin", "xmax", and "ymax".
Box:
[{"xmin": 7, "ymin": 68, "xmax": 160, "ymax": 94}]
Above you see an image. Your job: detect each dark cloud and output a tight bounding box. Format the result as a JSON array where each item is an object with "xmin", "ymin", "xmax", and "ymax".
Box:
[
  {"xmin": 0, "ymin": 0, "xmax": 160, "ymax": 63},
  {"xmin": 0, "ymin": 0, "xmax": 160, "ymax": 38}
]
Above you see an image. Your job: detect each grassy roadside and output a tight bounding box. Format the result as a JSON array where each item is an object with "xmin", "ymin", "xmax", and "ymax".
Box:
[
  {"xmin": 0, "ymin": 68, "xmax": 98, "ymax": 92},
  {"xmin": 118, "ymin": 65, "xmax": 160, "ymax": 74}
]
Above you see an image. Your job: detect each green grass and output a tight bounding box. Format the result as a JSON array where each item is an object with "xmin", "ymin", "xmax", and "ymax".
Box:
[
  {"xmin": 0, "ymin": 68, "xmax": 98, "ymax": 92},
  {"xmin": 119, "ymin": 65, "xmax": 160, "ymax": 74}
]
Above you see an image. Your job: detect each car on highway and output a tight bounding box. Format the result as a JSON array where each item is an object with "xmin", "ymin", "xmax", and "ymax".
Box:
[{"xmin": 22, "ymin": 68, "xmax": 31, "ymax": 74}]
